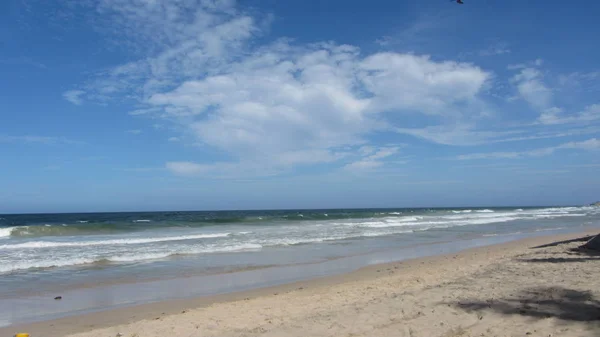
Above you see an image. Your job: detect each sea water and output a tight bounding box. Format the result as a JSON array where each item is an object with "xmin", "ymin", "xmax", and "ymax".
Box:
[{"xmin": 1, "ymin": 206, "xmax": 599, "ymax": 326}]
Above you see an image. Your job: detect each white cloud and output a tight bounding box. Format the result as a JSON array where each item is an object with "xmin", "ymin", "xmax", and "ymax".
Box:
[
  {"xmin": 478, "ymin": 42, "xmax": 510, "ymax": 56},
  {"xmin": 120, "ymin": 167, "xmax": 166, "ymax": 172},
  {"xmin": 395, "ymin": 124, "xmax": 522, "ymax": 146},
  {"xmin": 166, "ymin": 161, "xmax": 215, "ymax": 176},
  {"xmin": 559, "ymin": 138, "xmax": 600, "ymax": 150},
  {"xmin": 375, "ymin": 12, "xmax": 453, "ymax": 52},
  {"xmin": 457, "ymin": 151, "xmax": 527, "ymax": 160},
  {"xmin": 165, "ymin": 160, "xmax": 280, "ymax": 178},
  {"xmin": 510, "ymin": 67, "xmax": 552, "ymax": 109},
  {"xmin": 166, "ymin": 148, "xmax": 348, "ymax": 178},
  {"xmin": 343, "ymin": 147, "xmax": 400, "ymax": 172},
  {"xmin": 457, "ymin": 138, "xmax": 600, "ymax": 160},
  {"xmin": 558, "ymin": 71, "xmax": 600, "ymax": 92},
  {"xmin": 493, "ymin": 125, "xmax": 600, "ymax": 143},
  {"xmin": 0, "ymin": 135, "xmax": 83, "ymax": 145},
  {"xmin": 358, "ymin": 53, "xmax": 489, "ymax": 115},
  {"xmin": 538, "ymin": 104, "xmax": 600, "ymax": 125},
  {"xmin": 129, "ymin": 107, "xmax": 161, "ymax": 116},
  {"xmin": 149, "ymin": 46, "xmax": 489, "ymax": 162},
  {"xmin": 69, "ymin": 0, "xmax": 262, "ymax": 103},
  {"xmin": 63, "ymin": 90, "xmax": 86, "ymax": 105},
  {"xmin": 168, "ymin": 137, "xmax": 180, "ymax": 142},
  {"xmin": 506, "ymin": 61, "xmax": 599, "ymax": 127},
  {"xmin": 65, "ymin": 0, "xmax": 501, "ymax": 177},
  {"xmin": 126, "ymin": 129, "xmax": 142, "ymax": 135}
]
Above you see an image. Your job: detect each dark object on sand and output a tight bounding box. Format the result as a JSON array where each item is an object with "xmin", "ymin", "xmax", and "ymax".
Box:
[
  {"xmin": 581, "ymin": 234, "xmax": 600, "ymax": 251},
  {"xmin": 54, "ymin": 296, "xmax": 62, "ymax": 300}
]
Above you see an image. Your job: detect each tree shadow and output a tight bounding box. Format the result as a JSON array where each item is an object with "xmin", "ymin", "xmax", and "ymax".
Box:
[
  {"xmin": 532, "ymin": 235, "xmax": 595, "ymax": 249},
  {"xmin": 451, "ymin": 287, "xmax": 600, "ymax": 322},
  {"xmin": 519, "ymin": 235, "xmax": 600, "ymax": 263},
  {"xmin": 518, "ymin": 256, "xmax": 600, "ymax": 263}
]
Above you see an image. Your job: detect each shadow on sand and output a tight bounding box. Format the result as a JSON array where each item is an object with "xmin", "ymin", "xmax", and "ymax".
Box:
[
  {"xmin": 517, "ymin": 235, "xmax": 600, "ymax": 264},
  {"xmin": 453, "ymin": 286, "xmax": 600, "ymax": 322},
  {"xmin": 531, "ymin": 235, "xmax": 595, "ymax": 249}
]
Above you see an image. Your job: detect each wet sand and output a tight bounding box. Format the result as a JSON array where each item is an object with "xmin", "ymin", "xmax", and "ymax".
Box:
[{"xmin": 4, "ymin": 230, "xmax": 600, "ymax": 337}]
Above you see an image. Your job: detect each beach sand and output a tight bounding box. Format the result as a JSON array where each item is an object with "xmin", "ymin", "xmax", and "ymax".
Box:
[{"xmin": 5, "ymin": 231, "xmax": 600, "ymax": 337}]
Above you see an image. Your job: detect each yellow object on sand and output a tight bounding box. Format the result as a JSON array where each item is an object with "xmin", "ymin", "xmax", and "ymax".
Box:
[{"xmin": 15, "ymin": 333, "xmax": 30, "ymax": 337}]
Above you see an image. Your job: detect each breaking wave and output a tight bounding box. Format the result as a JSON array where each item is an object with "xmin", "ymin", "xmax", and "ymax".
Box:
[
  {"xmin": 1, "ymin": 205, "xmax": 596, "ymax": 274},
  {"xmin": 0, "ymin": 233, "xmax": 231, "ymax": 250}
]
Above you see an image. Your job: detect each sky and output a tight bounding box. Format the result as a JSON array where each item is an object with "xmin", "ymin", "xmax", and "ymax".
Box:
[{"xmin": 1, "ymin": 0, "xmax": 600, "ymax": 213}]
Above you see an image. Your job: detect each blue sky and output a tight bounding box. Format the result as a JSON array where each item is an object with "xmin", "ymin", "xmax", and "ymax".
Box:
[{"xmin": 1, "ymin": 0, "xmax": 600, "ymax": 213}]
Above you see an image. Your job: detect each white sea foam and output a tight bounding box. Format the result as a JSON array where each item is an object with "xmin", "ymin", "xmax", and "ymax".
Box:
[
  {"xmin": 0, "ymin": 243, "xmax": 264, "ymax": 274},
  {"xmin": 215, "ymin": 243, "xmax": 263, "ymax": 252},
  {"xmin": 109, "ymin": 252, "xmax": 173, "ymax": 262},
  {"xmin": 482, "ymin": 231, "xmax": 522, "ymax": 237},
  {"xmin": 453, "ymin": 216, "xmax": 519, "ymax": 226},
  {"xmin": 0, "ymin": 257, "xmax": 97, "ymax": 274},
  {"xmin": 0, "ymin": 226, "xmax": 33, "ymax": 237},
  {"xmin": 360, "ymin": 215, "xmax": 521, "ymax": 229},
  {"xmin": 266, "ymin": 237, "xmax": 326, "ymax": 246},
  {"xmin": 1, "ymin": 205, "xmax": 596, "ymax": 275},
  {"xmin": 533, "ymin": 214, "xmax": 586, "ymax": 219},
  {"xmin": 534, "ymin": 227, "xmax": 565, "ymax": 232},
  {"xmin": 0, "ymin": 232, "xmax": 231, "ymax": 250},
  {"xmin": 0, "ymin": 227, "xmax": 14, "ymax": 238},
  {"xmin": 441, "ymin": 212, "xmax": 521, "ymax": 221},
  {"xmin": 133, "ymin": 219, "xmax": 151, "ymax": 223},
  {"xmin": 359, "ymin": 221, "xmax": 420, "ymax": 228},
  {"xmin": 385, "ymin": 216, "xmax": 422, "ymax": 222},
  {"xmin": 345, "ymin": 216, "xmax": 422, "ymax": 228},
  {"xmin": 362, "ymin": 229, "xmax": 413, "ymax": 237}
]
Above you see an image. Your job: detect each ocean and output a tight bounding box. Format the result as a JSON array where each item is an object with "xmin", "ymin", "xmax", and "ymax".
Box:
[{"xmin": 1, "ymin": 206, "xmax": 600, "ymax": 326}]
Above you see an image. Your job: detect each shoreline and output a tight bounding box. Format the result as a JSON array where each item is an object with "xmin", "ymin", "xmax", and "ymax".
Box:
[
  {"xmin": 3, "ymin": 229, "xmax": 599, "ymax": 337},
  {"xmin": 1, "ymin": 226, "xmax": 595, "ymax": 328}
]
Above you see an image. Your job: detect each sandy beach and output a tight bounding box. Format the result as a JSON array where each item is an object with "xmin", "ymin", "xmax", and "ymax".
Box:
[{"xmin": 5, "ymin": 230, "xmax": 600, "ymax": 337}]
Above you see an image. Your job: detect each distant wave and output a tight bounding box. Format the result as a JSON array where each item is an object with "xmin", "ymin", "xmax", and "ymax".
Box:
[
  {"xmin": 534, "ymin": 227, "xmax": 565, "ymax": 232},
  {"xmin": 482, "ymin": 231, "xmax": 522, "ymax": 237},
  {"xmin": 358, "ymin": 216, "xmax": 521, "ymax": 229},
  {"xmin": 3, "ymin": 223, "xmax": 134, "ymax": 238},
  {"xmin": 1, "ymin": 205, "xmax": 597, "ymax": 275},
  {"xmin": 533, "ymin": 214, "xmax": 586, "ymax": 219},
  {"xmin": 0, "ymin": 233, "xmax": 231, "ymax": 250},
  {"xmin": 1, "ymin": 210, "xmax": 490, "ymax": 238},
  {"xmin": 1, "ymin": 206, "xmax": 591, "ymax": 240}
]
